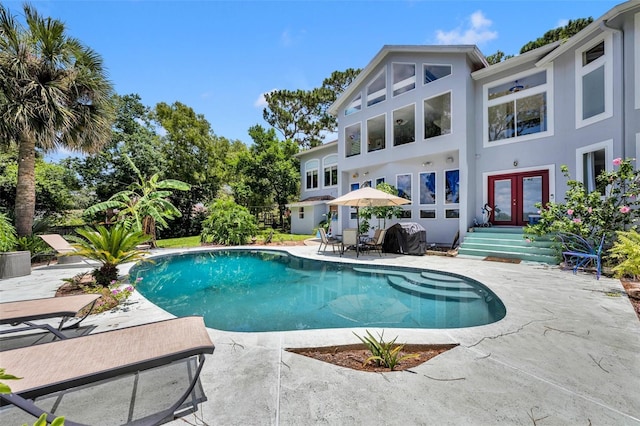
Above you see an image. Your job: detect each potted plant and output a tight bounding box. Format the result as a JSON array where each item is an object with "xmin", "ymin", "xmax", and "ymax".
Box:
[{"xmin": 0, "ymin": 213, "xmax": 31, "ymax": 279}]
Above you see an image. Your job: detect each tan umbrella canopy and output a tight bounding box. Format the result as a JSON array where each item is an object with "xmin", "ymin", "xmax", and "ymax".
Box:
[
  {"xmin": 328, "ymin": 187, "xmax": 410, "ymax": 256},
  {"xmin": 328, "ymin": 187, "xmax": 410, "ymax": 208}
]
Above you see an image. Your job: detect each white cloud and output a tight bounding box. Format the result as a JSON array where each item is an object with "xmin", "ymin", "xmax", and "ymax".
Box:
[
  {"xmin": 254, "ymin": 89, "xmax": 277, "ymax": 108},
  {"xmin": 435, "ymin": 10, "xmax": 498, "ymax": 46},
  {"xmin": 556, "ymin": 19, "xmax": 569, "ymax": 29},
  {"xmin": 281, "ymin": 29, "xmax": 292, "ymax": 47}
]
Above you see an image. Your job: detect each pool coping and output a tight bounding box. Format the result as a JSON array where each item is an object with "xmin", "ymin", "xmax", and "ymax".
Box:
[{"xmin": 1, "ymin": 245, "xmax": 639, "ymax": 425}]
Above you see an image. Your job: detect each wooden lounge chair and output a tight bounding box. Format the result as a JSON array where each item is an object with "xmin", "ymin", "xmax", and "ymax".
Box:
[
  {"xmin": 0, "ymin": 316, "xmax": 215, "ymax": 426},
  {"xmin": 317, "ymin": 228, "xmax": 343, "ymax": 255},
  {"xmin": 37, "ymin": 234, "xmax": 92, "ymax": 265},
  {"xmin": 0, "ymin": 294, "xmax": 100, "ymax": 340}
]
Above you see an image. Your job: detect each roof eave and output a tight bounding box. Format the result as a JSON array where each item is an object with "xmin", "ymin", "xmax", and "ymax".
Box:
[{"xmin": 471, "ymin": 41, "xmax": 561, "ymax": 80}]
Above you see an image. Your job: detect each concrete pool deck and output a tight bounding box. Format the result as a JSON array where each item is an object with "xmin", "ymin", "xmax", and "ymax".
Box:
[{"xmin": 1, "ymin": 245, "xmax": 639, "ymax": 425}]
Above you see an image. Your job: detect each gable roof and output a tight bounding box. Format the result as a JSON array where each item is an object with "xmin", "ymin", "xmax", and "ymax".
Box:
[
  {"xmin": 293, "ymin": 139, "xmax": 338, "ymax": 158},
  {"xmin": 328, "ymin": 45, "xmax": 488, "ymax": 116}
]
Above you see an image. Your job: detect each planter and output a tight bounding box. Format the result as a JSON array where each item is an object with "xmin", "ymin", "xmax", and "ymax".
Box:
[{"xmin": 0, "ymin": 251, "xmax": 31, "ymax": 279}]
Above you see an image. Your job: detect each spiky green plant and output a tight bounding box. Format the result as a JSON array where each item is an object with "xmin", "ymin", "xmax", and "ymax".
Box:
[
  {"xmin": 353, "ymin": 330, "xmax": 420, "ymax": 370},
  {"xmin": 67, "ymin": 225, "xmax": 150, "ymax": 287},
  {"xmin": 0, "ymin": 212, "xmax": 17, "ymax": 252}
]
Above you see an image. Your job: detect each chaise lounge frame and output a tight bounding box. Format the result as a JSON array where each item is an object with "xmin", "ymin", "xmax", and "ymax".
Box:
[
  {"xmin": 0, "ymin": 294, "xmax": 100, "ymax": 340},
  {"xmin": 0, "ymin": 316, "xmax": 215, "ymax": 426}
]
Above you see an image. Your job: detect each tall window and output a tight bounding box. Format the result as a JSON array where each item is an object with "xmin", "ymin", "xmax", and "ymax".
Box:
[
  {"xmin": 305, "ymin": 160, "xmax": 318, "ymax": 190},
  {"xmin": 424, "ymin": 92, "xmax": 451, "ymax": 139},
  {"xmin": 367, "ymin": 114, "xmax": 386, "ymax": 152},
  {"xmin": 323, "ymin": 154, "xmax": 338, "ymax": 187},
  {"xmin": 367, "ymin": 70, "xmax": 386, "ymax": 107},
  {"xmin": 345, "ymin": 123, "xmax": 361, "ymax": 157},
  {"xmin": 393, "ymin": 63, "xmax": 415, "ymax": 96},
  {"xmin": 424, "ymin": 64, "xmax": 451, "ymax": 84},
  {"xmin": 345, "ymin": 93, "xmax": 362, "ymax": 116},
  {"xmin": 393, "ymin": 104, "xmax": 415, "ymax": 146},
  {"xmin": 576, "ymin": 34, "xmax": 612, "ymax": 127},
  {"xmin": 576, "ymin": 140, "xmax": 612, "ymax": 195},
  {"xmin": 485, "ymin": 69, "xmax": 551, "ymax": 145}
]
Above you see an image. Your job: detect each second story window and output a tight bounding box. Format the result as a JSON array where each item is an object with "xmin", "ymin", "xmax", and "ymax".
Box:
[
  {"xmin": 345, "ymin": 123, "xmax": 361, "ymax": 157},
  {"xmin": 576, "ymin": 34, "xmax": 612, "ymax": 128},
  {"xmin": 305, "ymin": 160, "xmax": 319, "ymax": 190},
  {"xmin": 424, "ymin": 92, "xmax": 451, "ymax": 139},
  {"xmin": 393, "ymin": 104, "xmax": 415, "ymax": 146},
  {"xmin": 367, "ymin": 70, "xmax": 386, "ymax": 107},
  {"xmin": 367, "ymin": 114, "xmax": 386, "ymax": 152},
  {"xmin": 323, "ymin": 154, "xmax": 338, "ymax": 187},
  {"xmin": 485, "ymin": 69, "xmax": 551, "ymax": 145}
]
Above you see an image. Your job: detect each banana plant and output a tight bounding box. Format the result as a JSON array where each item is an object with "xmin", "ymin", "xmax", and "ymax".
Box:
[{"xmin": 84, "ymin": 156, "xmax": 190, "ymax": 245}]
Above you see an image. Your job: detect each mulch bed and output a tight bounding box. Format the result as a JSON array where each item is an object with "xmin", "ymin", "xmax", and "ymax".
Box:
[{"xmin": 287, "ymin": 343, "xmax": 458, "ymax": 372}]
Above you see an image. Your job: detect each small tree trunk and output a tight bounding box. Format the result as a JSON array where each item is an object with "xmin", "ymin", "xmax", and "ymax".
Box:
[
  {"xmin": 14, "ymin": 134, "xmax": 37, "ymax": 237},
  {"xmin": 142, "ymin": 216, "xmax": 157, "ymax": 247}
]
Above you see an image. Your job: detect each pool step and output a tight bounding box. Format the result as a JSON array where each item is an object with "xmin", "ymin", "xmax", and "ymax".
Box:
[
  {"xmin": 353, "ymin": 267, "xmax": 474, "ymax": 290},
  {"xmin": 387, "ymin": 276, "xmax": 483, "ymax": 301}
]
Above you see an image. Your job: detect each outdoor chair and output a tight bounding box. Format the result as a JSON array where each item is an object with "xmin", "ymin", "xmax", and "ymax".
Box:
[
  {"xmin": 0, "ymin": 316, "xmax": 215, "ymax": 426},
  {"xmin": 37, "ymin": 234, "xmax": 92, "ymax": 265},
  {"xmin": 318, "ymin": 228, "xmax": 343, "ymax": 255},
  {"xmin": 560, "ymin": 233, "xmax": 605, "ymax": 280},
  {"xmin": 341, "ymin": 228, "xmax": 359, "ymax": 256},
  {"xmin": 0, "ymin": 294, "xmax": 100, "ymax": 341},
  {"xmin": 364, "ymin": 228, "xmax": 386, "ymax": 256}
]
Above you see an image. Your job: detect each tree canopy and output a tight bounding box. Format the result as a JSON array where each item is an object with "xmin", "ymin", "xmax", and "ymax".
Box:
[{"xmin": 262, "ymin": 68, "xmax": 360, "ymax": 148}]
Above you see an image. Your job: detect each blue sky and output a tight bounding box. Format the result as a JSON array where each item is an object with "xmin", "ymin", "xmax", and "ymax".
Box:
[{"xmin": 4, "ymin": 0, "xmax": 621, "ymax": 149}]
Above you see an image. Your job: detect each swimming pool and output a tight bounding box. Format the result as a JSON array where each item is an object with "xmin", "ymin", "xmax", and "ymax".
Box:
[{"xmin": 131, "ymin": 249, "xmax": 506, "ymax": 332}]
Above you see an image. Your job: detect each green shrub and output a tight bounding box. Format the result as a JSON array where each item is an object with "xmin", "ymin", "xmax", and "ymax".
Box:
[
  {"xmin": 353, "ymin": 330, "xmax": 419, "ymax": 371},
  {"xmin": 609, "ymin": 230, "xmax": 640, "ymax": 280},
  {"xmin": 200, "ymin": 198, "xmax": 257, "ymax": 246},
  {"xmin": 525, "ymin": 158, "xmax": 639, "ymax": 260},
  {"xmin": 0, "ymin": 213, "xmax": 17, "ymax": 252}
]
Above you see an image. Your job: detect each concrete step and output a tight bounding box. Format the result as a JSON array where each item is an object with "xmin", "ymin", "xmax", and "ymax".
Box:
[
  {"xmin": 457, "ymin": 247, "xmax": 558, "ymax": 264},
  {"xmin": 353, "ymin": 267, "xmax": 473, "ymax": 290},
  {"xmin": 387, "ymin": 276, "xmax": 483, "ymax": 301}
]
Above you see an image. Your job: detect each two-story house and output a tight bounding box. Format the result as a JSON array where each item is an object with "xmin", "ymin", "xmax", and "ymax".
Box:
[{"xmin": 288, "ymin": 0, "xmax": 640, "ymax": 249}]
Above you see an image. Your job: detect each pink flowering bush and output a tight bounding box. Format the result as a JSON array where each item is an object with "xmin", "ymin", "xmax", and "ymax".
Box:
[{"xmin": 526, "ymin": 158, "xmax": 639, "ymax": 261}]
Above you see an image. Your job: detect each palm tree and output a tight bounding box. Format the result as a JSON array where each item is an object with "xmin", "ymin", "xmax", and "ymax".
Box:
[
  {"xmin": 68, "ymin": 225, "xmax": 150, "ymax": 287},
  {"xmin": 0, "ymin": 4, "xmax": 114, "ymax": 236}
]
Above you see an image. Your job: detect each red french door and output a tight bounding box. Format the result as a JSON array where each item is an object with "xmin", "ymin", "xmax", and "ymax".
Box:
[{"xmin": 488, "ymin": 170, "xmax": 549, "ymax": 226}]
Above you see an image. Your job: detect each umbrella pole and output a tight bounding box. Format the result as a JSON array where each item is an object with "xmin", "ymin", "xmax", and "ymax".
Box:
[{"xmin": 356, "ymin": 207, "xmax": 360, "ymax": 257}]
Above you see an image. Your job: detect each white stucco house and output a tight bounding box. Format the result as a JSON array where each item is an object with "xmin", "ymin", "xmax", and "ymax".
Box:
[{"xmin": 288, "ymin": 0, "xmax": 640, "ymax": 248}]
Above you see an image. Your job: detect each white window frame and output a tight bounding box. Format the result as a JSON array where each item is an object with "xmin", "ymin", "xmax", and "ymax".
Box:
[
  {"xmin": 304, "ymin": 159, "xmax": 319, "ymax": 190},
  {"xmin": 423, "ymin": 90, "xmax": 452, "ymax": 140},
  {"xmin": 345, "ymin": 93, "xmax": 362, "ymax": 116},
  {"xmin": 366, "ymin": 70, "xmax": 387, "ymax": 107},
  {"xmin": 392, "ymin": 62, "xmax": 416, "ymax": 97},
  {"xmin": 575, "ymin": 139, "xmax": 613, "ymax": 192},
  {"xmin": 322, "ymin": 154, "xmax": 338, "ymax": 188},
  {"xmin": 423, "ymin": 63, "xmax": 452, "ymax": 85},
  {"xmin": 392, "ymin": 103, "xmax": 416, "ymax": 146},
  {"xmin": 366, "ymin": 113, "xmax": 387, "ymax": 153},
  {"xmin": 396, "ymin": 173, "xmax": 412, "ymax": 204},
  {"xmin": 575, "ymin": 33, "xmax": 613, "ymax": 128},
  {"xmin": 483, "ymin": 66, "xmax": 554, "ymax": 147},
  {"xmin": 344, "ymin": 123, "xmax": 362, "ymax": 158}
]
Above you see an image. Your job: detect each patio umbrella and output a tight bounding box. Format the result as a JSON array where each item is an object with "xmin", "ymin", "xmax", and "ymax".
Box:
[{"xmin": 328, "ymin": 187, "xmax": 410, "ymax": 256}]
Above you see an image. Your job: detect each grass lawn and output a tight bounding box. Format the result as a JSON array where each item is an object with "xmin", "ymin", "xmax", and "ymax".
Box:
[{"xmin": 156, "ymin": 231, "xmax": 314, "ymax": 248}]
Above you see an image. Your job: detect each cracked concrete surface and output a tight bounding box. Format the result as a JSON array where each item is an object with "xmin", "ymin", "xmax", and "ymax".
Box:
[{"xmin": 1, "ymin": 245, "xmax": 639, "ymax": 425}]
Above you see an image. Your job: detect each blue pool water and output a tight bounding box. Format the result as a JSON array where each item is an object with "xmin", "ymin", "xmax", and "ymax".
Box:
[{"xmin": 131, "ymin": 249, "xmax": 506, "ymax": 332}]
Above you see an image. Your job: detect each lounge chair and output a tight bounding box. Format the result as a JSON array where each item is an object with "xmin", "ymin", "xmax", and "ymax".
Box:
[
  {"xmin": 38, "ymin": 234, "xmax": 92, "ymax": 265},
  {"xmin": 0, "ymin": 316, "xmax": 215, "ymax": 426},
  {"xmin": 0, "ymin": 294, "xmax": 100, "ymax": 340},
  {"xmin": 317, "ymin": 228, "xmax": 343, "ymax": 255}
]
